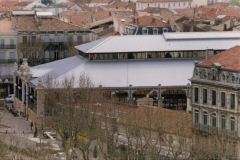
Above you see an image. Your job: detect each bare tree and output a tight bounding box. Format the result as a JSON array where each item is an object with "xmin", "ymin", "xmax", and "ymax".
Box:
[{"xmin": 18, "ymin": 39, "xmax": 45, "ymax": 66}]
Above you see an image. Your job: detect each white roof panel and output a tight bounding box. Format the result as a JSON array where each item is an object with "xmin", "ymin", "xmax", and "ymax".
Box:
[
  {"xmin": 31, "ymin": 68, "xmax": 53, "ymax": 77},
  {"xmin": 48, "ymin": 57, "xmax": 200, "ymax": 88},
  {"xmin": 75, "ymin": 32, "xmax": 240, "ymax": 53},
  {"xmin": 12, "ymin": 10, "xmax": 35, "ymax": 15},
  {"xmin": 36, "ymin": 12, "xmax": 53, "ymax": 17}
]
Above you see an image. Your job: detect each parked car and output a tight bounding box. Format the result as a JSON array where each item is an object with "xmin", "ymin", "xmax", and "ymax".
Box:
[{"xmin": 5, "ymin": 94, "xmax": 14, "ymax": 103}]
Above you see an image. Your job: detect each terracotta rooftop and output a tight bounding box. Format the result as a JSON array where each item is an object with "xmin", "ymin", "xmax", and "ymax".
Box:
[
  {"xmin": 0, "ymin": 18, "xmax": 16, "ymax": 34},
  {"xmin": 14, "ymin": 15, "xmax": 88, "ymax": 32},
  {"xmin": 0, "ymin": 0, "xmax": 18, "ymax": 12},
  {"xmin": 59, "ymin": 11, "xmax": 92, "ymax": 25},
  {"xmin": 198, "ymin": 45, "xmax": 240, "ymax": 71},
  {"xmin": 60, "ymin": 2, "xmax": 75, "ymax": 8},
  {"xmin": 142, "ymin": 7, "xmax": 169, "ymax": 13},
  {"xmin": 119, "ymin": 106, "xmax": 192, "ymax": 137},
  {"xmin": 78, "ymin": 3, "xmax": 91, "ymax": 11},
  {"xmin": 129, "ymin": 15, "xmax": 167, "ymax": 26},
  {"xmin": 90, "ymin": 6, "xmax": 103, "ymax": 12},
  {"xmin": 13, "ymin": 1, "xmax": 31, "ymax": 7}
]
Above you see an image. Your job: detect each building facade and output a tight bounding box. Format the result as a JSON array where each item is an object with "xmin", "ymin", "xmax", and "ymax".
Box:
[
  {"xmin": 190, "ymin": 46, "xmax": 240, "ymax": 159},
  {"xmin": 0, "ymin": 18, "xmax": 18, "ymax": 97}
]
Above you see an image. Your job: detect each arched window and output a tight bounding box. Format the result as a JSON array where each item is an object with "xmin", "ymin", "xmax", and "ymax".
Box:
[
  {"xmin": 142, "ymin": 27, "xmax": 148, "ymax": 35},
  {"xmin": 165, "ymin": 53, "xmax": 172, "ymax": 58},
  {"xmin": 153, "ymin": 28, "xmax": 158, "ymax": 35}
]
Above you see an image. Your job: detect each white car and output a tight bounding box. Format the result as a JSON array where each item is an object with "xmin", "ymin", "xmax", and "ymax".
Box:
[{"xmin": 5, "ymin": 94, "xmax": 14, "ymax": 103}]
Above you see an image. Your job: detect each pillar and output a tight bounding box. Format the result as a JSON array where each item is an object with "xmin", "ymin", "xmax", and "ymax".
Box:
[{"xmin": 186, "ymin": 96, "xmax": 192, "ymax": 113}]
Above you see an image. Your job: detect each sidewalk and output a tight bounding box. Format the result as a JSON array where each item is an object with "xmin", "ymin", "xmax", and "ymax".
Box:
[{"xmin": 0, "ymin": 109, "xmax": 32, "ymax": 134}]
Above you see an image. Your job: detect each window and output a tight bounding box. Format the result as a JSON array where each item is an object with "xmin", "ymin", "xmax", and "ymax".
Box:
[
  {"xmin": 64, "ymin": 34, "xmax": 68, "ymax": 43},
  {"xmin": 0, "ymin": 52, "xmax": 5, "ymax": 63},
  {"xmin": 54, "ymin": 35, "xmax": 59, "ymax": 43},
  {"xmin": 44, "ymin": 35, "xmax": 49, "ymax": 43},
  {"xmin": 212, "ymin": 90, "xmax": 216, "ymax": 105},
  {"xmin": 231, "ymin": 94, "xmax": 235, "ymax": 109},
  {"xmin": 23, "ymin": 36, "xmax": 27, "ymax": 43},
  {"xmin": 1, "ymin": 39, "xmax": 4, "ymax": 46},
  {"xmin": 10, "ymin": 52, "xmax": 15, "ymax": 60},
  {"xmin": 194, "ymin": 88, "xmax": 198, "ymax": 102},
  {"xmin": 195, "ymin": 110, "xmax": 199, "ymax": 123},
  {"xmin": 212, "ymin": 113, "xmax": 216, "ymax": 127},
  {"xmin": 203, "ymin": 111, "xmax": 208, "ymax": 125},
  {"xmin": 231, "ymin": 117, "xmax": 235, "ymax": 131},
  {"xmin": 178, "ymin": 3, "xmax": 180, "ymax": 7},
  {"xmin": 173, "ymin": 3, "xmax": 175, "ymax": 6},
  {"xmin": 142, "ymin": 28, "xmax": 148, "ymax": 35},
  {"xmin": 221, "ymin": 92, "xmax": 225, "ymax": 107},
  {"xmin": 163, "ymin": 27, "xmax": 168, "ymax": 32},
  {"xmin": 153, "ymin": 28, "xmax": 158, "ymax": 35},
  {"xmin": 221, "ymin": 115, "xmax": 226, "ymax": 129},
  {"xmin": 148, "ymin": 4, "xmax": 149, "ymax": 7},
  {"xmin": 73, "ymin": 34, "xmax": 77, "ymax": 42},
  {"xmin": 10, "ymin": 39, "xmax": 14, "ymax": 48},
  {"xmin": 32, "ymin": 36, "xmax": 36, "ymax": 44},
  {"xmin": 203, "ymin": 89, "xmax": 207, "ymax": 104},
  {"xmin": 212, "ymin": 69, "xmax": 216, "ymax": 80}
]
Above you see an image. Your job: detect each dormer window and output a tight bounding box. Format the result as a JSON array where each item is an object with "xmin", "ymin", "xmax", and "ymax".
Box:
[
  {"xmin": 153, "ymin": 28, "xmax": 158, "ymax": 35},
  {"xmin": 163, "ymin": 27, "xmax": 168, "ymax": 32},
  {"xmin": 142, "ymin": 27, "xmax": 148, "ymax": 35}
]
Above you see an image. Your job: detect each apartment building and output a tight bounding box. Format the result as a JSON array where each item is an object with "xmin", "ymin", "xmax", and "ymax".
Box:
[
  {"xmin": 12, "ymin": 11, "xmax": 94, "ymax": 66},
  {"xmin": 136, "ymin": 0, "xmax": 207, "ymax": 11},
  {"xmin": 0, "ymin": 18, "xmax": 17, "ymax": 97},
  {"xmin": 190, "ymin": 46, "xmax": 240, "ymax": 159}
]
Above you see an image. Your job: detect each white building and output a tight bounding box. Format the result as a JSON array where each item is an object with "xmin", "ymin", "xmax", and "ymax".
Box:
[
  {"xmin": 190, "ymin": 46, "xmax": 240, "ymax": 159},
  {"xmin": 136, "ymin": 0, "xmax": 208, "ymax": 11}
]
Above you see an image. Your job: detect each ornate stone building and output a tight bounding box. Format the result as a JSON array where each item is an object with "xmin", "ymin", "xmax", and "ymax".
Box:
[{"xmin": 190, "ymin": 46, "xmax": 240, "ymax": 159}]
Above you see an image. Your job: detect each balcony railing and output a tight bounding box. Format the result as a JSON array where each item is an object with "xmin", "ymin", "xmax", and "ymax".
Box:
[
  {"xmin": 193, "ymin": 122, "xmax": 238, "ymax": 138},
  {"xmin": 0, "ymin": 45, "xmax": 16, "ymax": 49},
  {"xmin": 0, "ymin": 59, "xmax": 17, "ymax": 64}
]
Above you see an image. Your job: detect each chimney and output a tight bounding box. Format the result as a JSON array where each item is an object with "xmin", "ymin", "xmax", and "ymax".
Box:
[
  {"xmin": 133, "ymin": 17, "xmax": 135, "ymax": 24},
  {"xmin": 152, "ymin": 17, "xmax": 155, "ymax": 24},
  {"xmin": 137, "ymin": 18, "xmax": 139, "ymax": 24}
]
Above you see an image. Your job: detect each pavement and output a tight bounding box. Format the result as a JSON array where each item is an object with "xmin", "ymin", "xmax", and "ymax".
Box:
[{"xmin": 0, "ymin": 104, "xmax": 32, "ymax": 134}]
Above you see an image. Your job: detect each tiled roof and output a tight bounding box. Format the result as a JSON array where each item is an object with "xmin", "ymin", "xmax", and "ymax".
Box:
[
  {"xmin": 60, "ymin": 2, "xmax": 75, "ymax": 8},
  {"xmin": 93, "ymin": 10, "xmax": 110, "ymax": 21},
  {"xmin": 0, "ymin": 0, "xmax": 18, "ymax": 12},
  {"xmin": 142, "ymin": 7, "xmax": 168, "ymax": 13},
  {"xmin": 14, "ymin": 16, "xmax": 38, "ymax": 31},
  {"xmin": 74, "ymin": 3, "xmax": 91, "ymax": 11},
  {"xmin": 38, "ymin": 17, "xmax": 88, "ymax": 31},
  {"xmin": 59, "ymin": 11, "xmax": 92, "ymax": 26},
  {"xmin": 198, "ymin": 45, "xmax": 240, "ymax": 71},
  {"xmin": 90, "ymin": 6, "xmax": 103, "ymax": 12},
  {"xmin": 13, "ymin": 1, "xmax": 31, "ymax": 7},
  {"xmin": 0, "ymin": 18, "xmax": 16, "ymax": 34},
  {"xmin": 119, "ymin": 106, "xmax": 192, "ymax": 137},
  {"xmin": 14, "ymin": 15, "xmax": 88, "ymax": 32},
  {"xmin": 129, "ymin": 15, "xmax": 167, "ymax": 26}
]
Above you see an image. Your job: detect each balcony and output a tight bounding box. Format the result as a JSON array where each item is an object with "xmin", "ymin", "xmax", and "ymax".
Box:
[
  {"xmin": 0, "ymin": 45, "xmax": 16, "ymax": 49},
  {"xmin": 0, "ymin": 59, "xmax": 17, "ymax": 64},
  {"xmin": 199, "ymin": 123, "xmax": 209, "ymax": 132},
  {"xmin": 227, "ymin": 130, "xmax": 237, "ymax": 137},
  {"xmin": 193, "ymin": 122, "xmax": 238, "ymax": 138}
]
